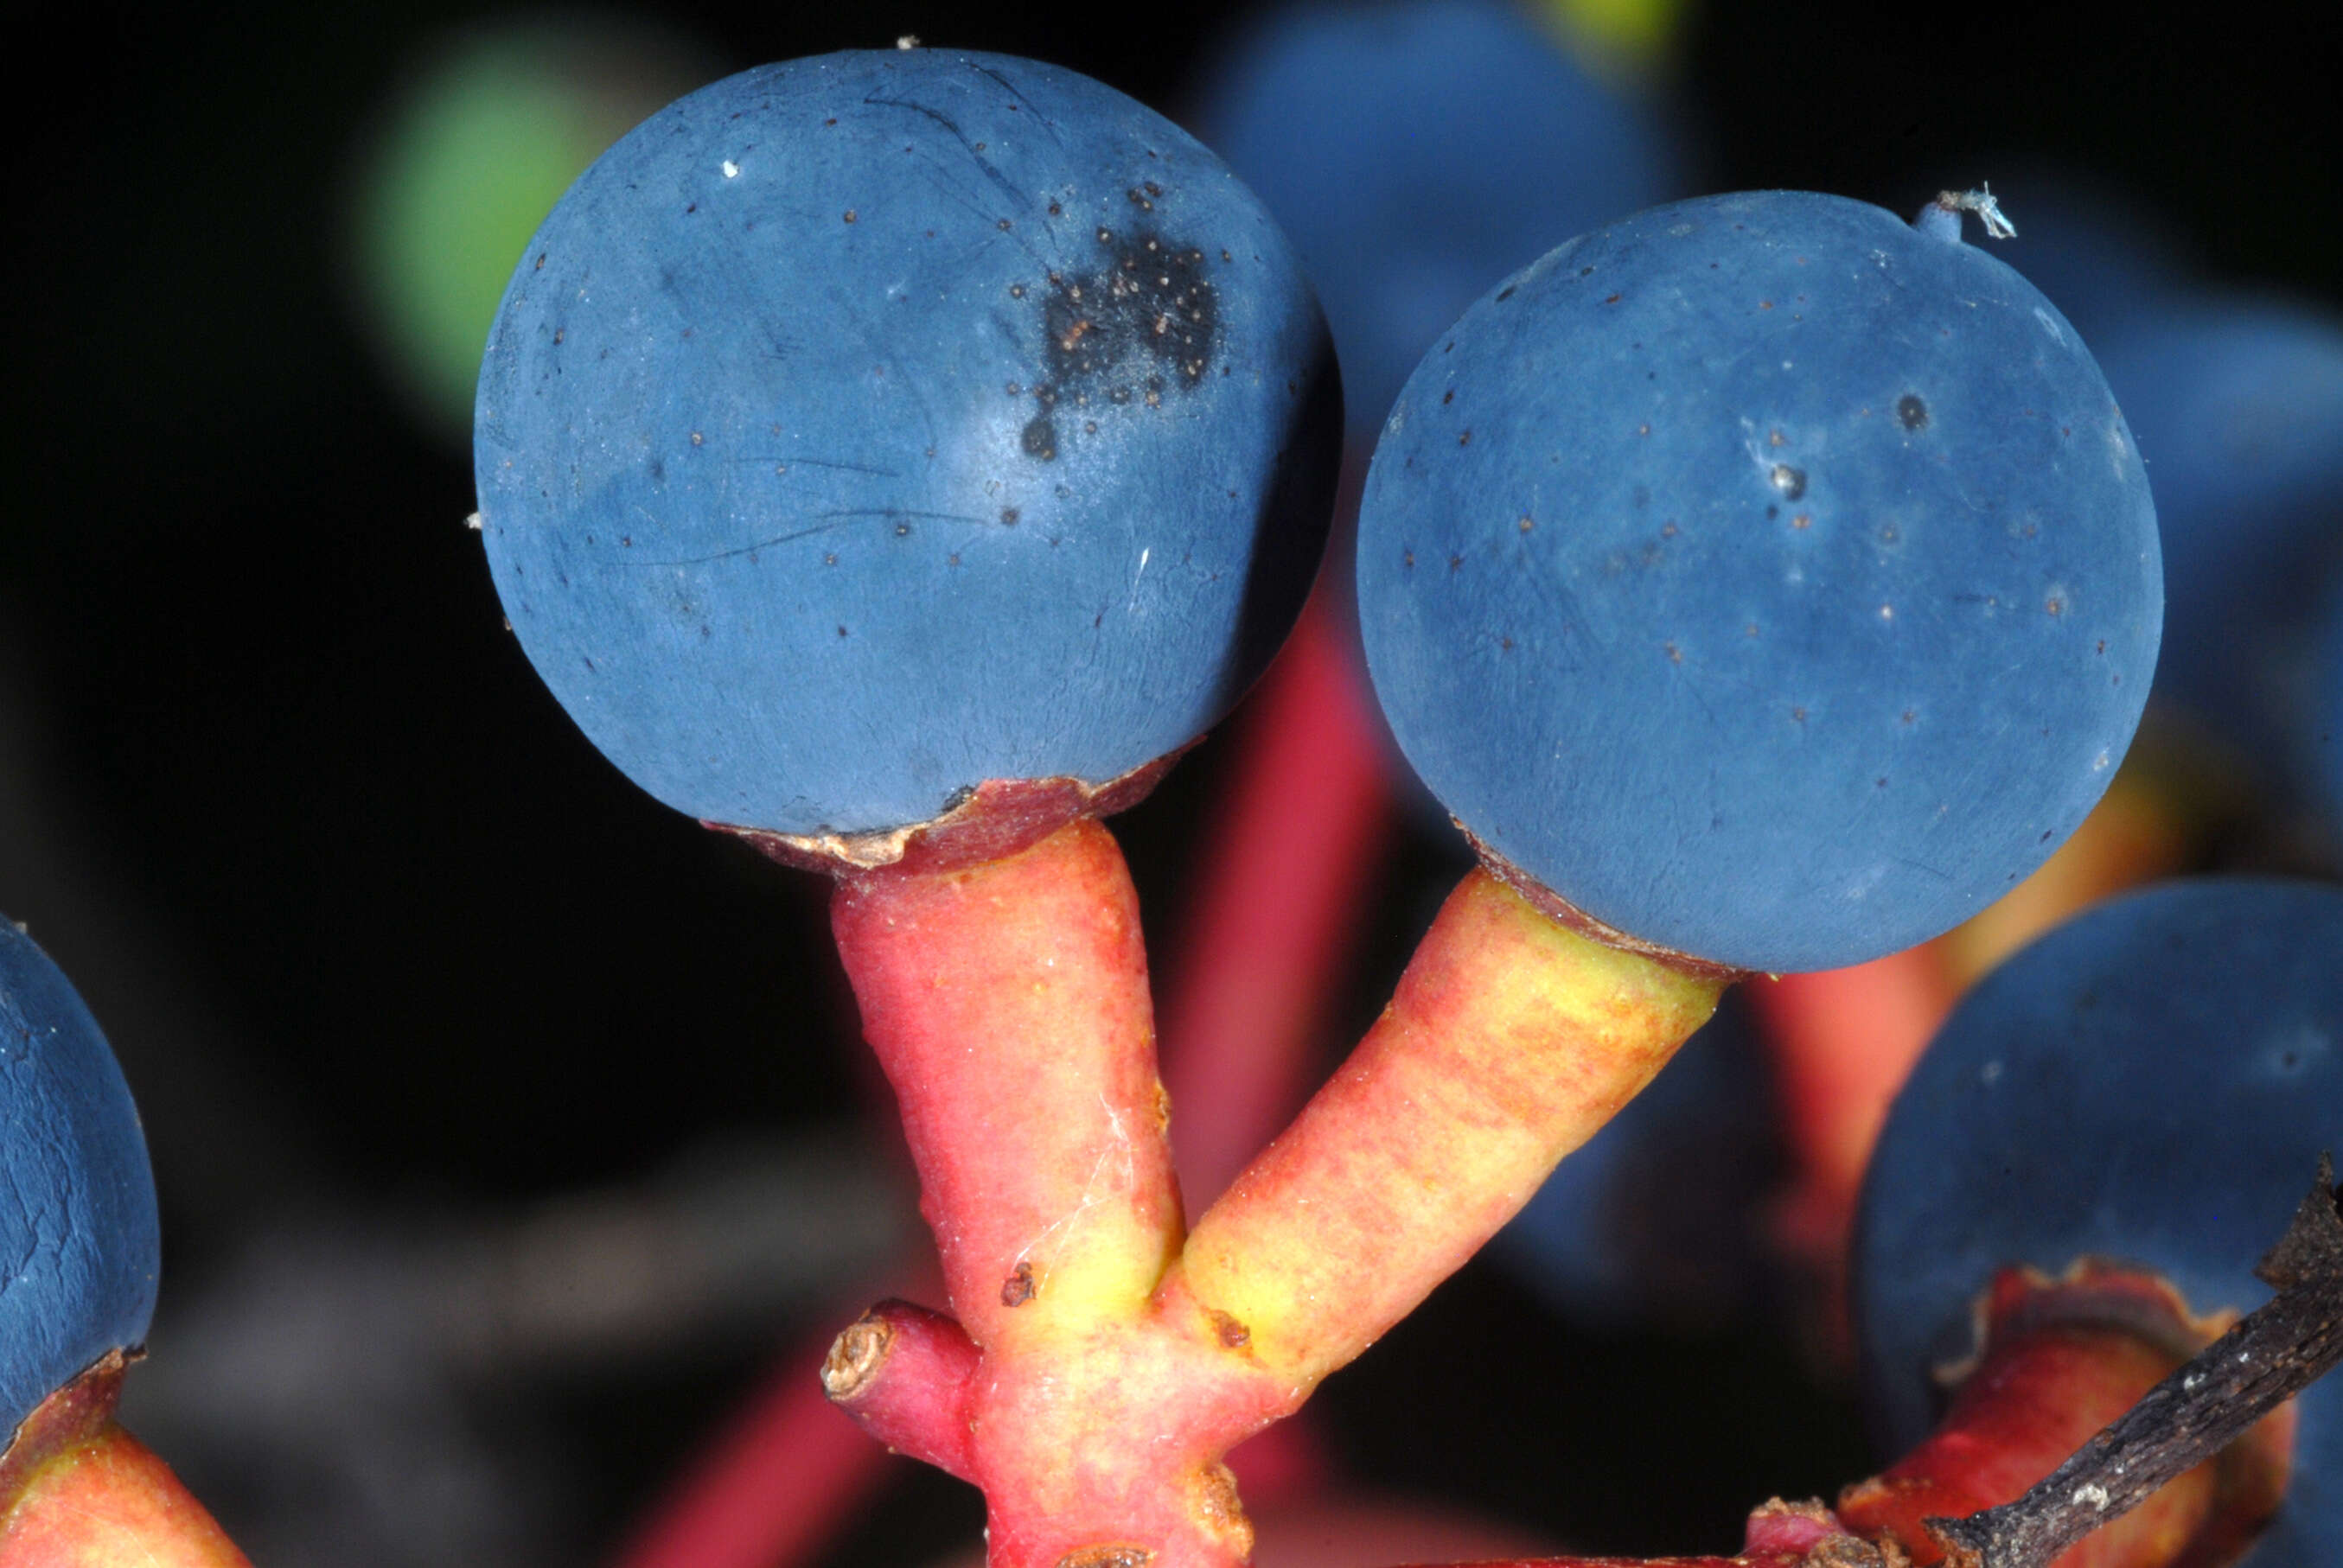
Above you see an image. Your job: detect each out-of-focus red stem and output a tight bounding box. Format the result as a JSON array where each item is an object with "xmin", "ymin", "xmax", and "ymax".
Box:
[
  {"xmin": 1746, "ymin": 943, "xmax": 1956, "ymax": 1329},
  {"xmin": 1159, "ymin": 588, "xmax": 1396, "ymax": 1209},
  {"xmin": 610, "ymin": 1335, "xmax": 894, "ymax": 1568},
  {"xmin": 822, "ymin": 1299, "xmax": 982, "ymax": 1481}
]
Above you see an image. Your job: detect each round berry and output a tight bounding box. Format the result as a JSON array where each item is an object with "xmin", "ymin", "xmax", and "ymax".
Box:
[
  {"xmin": 2, "ymin": 920, "xmax": 161, "ymax": 1437},
  {"xmin": 1854, "ymin": 879, "xmax": 2343, "ymax": 1565},
  {"xmin": 1357, "ymin": 190, "xmax": 2161, "ymax": 972},
  {"xmin": 1193, "ymin": 0, "xmax": 1680, "ymax": 438},
  {"xmin": 475, "ymin": 50, "xmax": 1338, "ymax": 837}
]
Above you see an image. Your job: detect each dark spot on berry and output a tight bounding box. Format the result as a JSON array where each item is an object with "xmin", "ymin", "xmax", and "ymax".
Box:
[
  {"xmin": 1018, "ymin": 229, "xmax": 1216, "ymax": 462},
  {"xmin": 1000, "ymin": 507, "xmax": 1019, "ymax": 526},
  {"xmin": 1495, "ymin": 284, "xmax": 1516, "ymax": 302},
  {"xmin": 1898, "ymin": 393, "xmax": 1930, "ymax": 430}
]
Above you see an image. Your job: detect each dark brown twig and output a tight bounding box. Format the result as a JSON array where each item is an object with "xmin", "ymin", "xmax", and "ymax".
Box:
[{"xmin": 1925, "ymin": 1154, "xmax": 2343, "ymax": 1567}]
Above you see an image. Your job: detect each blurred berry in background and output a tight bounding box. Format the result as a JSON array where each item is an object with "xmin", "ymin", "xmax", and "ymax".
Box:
[
  {"xmin": 347, "ymin": 19, "xmax": 717, "ymax": 437},
  {"xmin": 1193, "ymin": 0, "xmax": 1683, "ymax": 441}
]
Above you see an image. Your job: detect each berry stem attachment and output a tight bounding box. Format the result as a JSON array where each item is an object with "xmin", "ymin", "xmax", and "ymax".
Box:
[
  {"xmin": 1178, "ymin": 868, "xmax": 1725, "ymax": 1390},
  {"xmin": 1, "ymin": 1355, "xmax": 252, "ymax": 1567},
  {"xmin": 1923, "ymin": 1157, "xmax": 2343, "ymax": 1568},
  {"xmin": 823, "ymin": 825, "xmax": 1725, "ymax": 1568},
  {"xmin": 831, "ymin": 818, "xmax": 1183, "ymax": 1348},
  {"xmin": 1915, "ymin": 186, "xmax": 2016, "ymax": 243}
]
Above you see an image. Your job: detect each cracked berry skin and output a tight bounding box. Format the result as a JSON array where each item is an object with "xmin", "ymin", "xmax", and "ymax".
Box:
[
  {"xmin": 2, "ymin": 920, "xmax": 161, "ymax": 1440},
  {"xmin": 475, "ymin": 51, "xmax": 1337, "ymax": 836},
  {"xmin": 1357, "ymin": 190, "xmax": 2161, "ymax": 973},
  {"xmin": 1854, "ymin": 879, "xmax": 2343, "ymax": 1566}
]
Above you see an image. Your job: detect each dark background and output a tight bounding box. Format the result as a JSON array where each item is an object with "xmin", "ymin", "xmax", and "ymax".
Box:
[{"xmin": 3, "ymin": 2, "xmax": 2337, "ymax": 1564}]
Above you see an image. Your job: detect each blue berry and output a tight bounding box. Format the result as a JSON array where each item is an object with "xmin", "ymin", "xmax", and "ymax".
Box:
[
  {"xmin": 2089, "ymin": 298, "xmax": 2343, "ymax": 794},
  {"xmin": 1853, "ymin": 879, "xmax": 2343, "ymax": 1566},
  {"xmin": 1357, "ymin": 190, "xmax": 2161, "ymax": 973},
  {"xmin": 475, "ymin": 51, "xmax": 1338, "ymax": 837},
  {"xmin": 2, "ymin": 919, "xmax": 161, "ymax": 1437},
  {"xmin": 2319, "ymin": 582, "xmax": 2343, "ymax": 837},
  {"xmin": 1193, "ymin": 0, "xmax": 1680, "ymax": 440}
]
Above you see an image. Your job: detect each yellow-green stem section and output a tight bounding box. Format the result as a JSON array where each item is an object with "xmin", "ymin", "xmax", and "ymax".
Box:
[{"xmin": 1176, "ymin": 868, "xmax": 1724, "ymax": 1387}]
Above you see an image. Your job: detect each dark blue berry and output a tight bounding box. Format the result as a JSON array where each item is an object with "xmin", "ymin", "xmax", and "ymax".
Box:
[
  {"xmin": 2, "ymin": 919, "xmax": 161, "ymax": 1437},
  {"xmin": 1193, "ymin": 0, "xmax": 1680, "ymax": 440},
  {"xmin": 1357, "ymin": 190, "xmax": 2161, "ymax": 972},
  {"xmin": 476, "ymin": 51, "xmax": 1337, "ymax": 836},
  {"xmin": 1854, "ymin": 879, "xmax": 2343, "ymax": 1566},
  {"xmin": 2091, "ymin": 298, "xmax": 2343, "ymax": 799}
]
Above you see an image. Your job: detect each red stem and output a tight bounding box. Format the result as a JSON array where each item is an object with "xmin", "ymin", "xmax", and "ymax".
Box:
[
  {"xmin": 607, "ymin": 1336, "xmax": 895, "ymax": 1568},
  {"xmin": 833, "ymin": 818, "xmax": 1184, "ymax": 1349},
  {"xmin": 608, "ymin": 596, "xmax": 1382, "ymax": 1568},
  {"xmin": 821, "ymin": 1299, "xmax": 983, "ymax": 1481}
]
